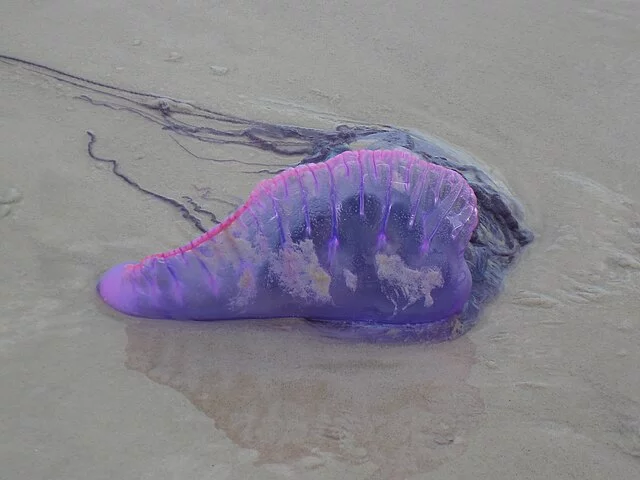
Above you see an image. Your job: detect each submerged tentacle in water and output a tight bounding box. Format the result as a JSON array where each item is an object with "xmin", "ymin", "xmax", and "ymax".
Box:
[{"xmin": 1, "ymin": 54, "xmax": 533, "ymax": 342}]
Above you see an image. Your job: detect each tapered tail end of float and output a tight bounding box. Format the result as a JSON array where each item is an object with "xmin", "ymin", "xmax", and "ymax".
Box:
[
  {"xmin": 98, "ymin": 262, "xmax": 147, "ymax": 318},
  {"xmin": 98, "ymin": 260, "xmax": 185, "ymax": 319}
]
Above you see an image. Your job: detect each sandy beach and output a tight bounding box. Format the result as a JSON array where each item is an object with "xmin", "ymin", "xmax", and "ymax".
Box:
[{"xmin": 2, "ymin": 1, "xmax": 640, "ymax": 479}]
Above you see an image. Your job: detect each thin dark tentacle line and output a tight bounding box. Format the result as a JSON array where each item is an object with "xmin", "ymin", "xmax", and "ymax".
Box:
[
  {"xmin": 86, "ymin": 130, "xmax": 216, "ymax": 232},
  {"xmin": 77, "ymin": 93, "xmax": 315, "ymax": 154},
  {"xmin": 169, "ymin": 136, "xmax": 291, "ymax": 168},
  {"xmin": 181, "ymin": 196, "xmax": 219, "ymax": 225},
  {"xmin": 0, "ymin": 54, "xmax": 253, "ymax": 125},
  {"xmin": 2, "ymin": 54, "xmax": 378, "ymax": 158},
  {"xmin": 191, "ymin": 185, "xmax": 241, "ymax": 209}
]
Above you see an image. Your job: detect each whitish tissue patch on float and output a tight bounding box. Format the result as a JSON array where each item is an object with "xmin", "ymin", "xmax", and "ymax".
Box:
[
  {"xmin": 223, "ymin": 232, "xmax": 262, "ymax": 309},
  {"xmin": 375, "ymin": 253, "xmax": 444, "ymax": 312},
  {"xmin": 343, "ymin": 269, "xmax": 358, "ymax": 292},
  {"xmin": 229, "ymin": 266, "xmax": 258, "ymax": 309},
  {"xmin": 391, "ymin": 165, "xmax": 411, "ymax": 193},
  {"xmin": 270, "ymin": 239, "xmax": 333, "ymax": 304}
]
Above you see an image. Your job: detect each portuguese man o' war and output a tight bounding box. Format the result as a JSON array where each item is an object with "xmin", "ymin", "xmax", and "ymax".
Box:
[
  {"xmin": 98, "ymin": 149, "xmax": 480, "ymax": 339},
  {"xmin": 0, "ymin": 54, "xmax": 533, "ymax": 342}
]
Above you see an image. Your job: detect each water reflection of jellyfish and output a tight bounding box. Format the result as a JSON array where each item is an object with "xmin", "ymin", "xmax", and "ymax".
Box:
[{"xmin": 125, "ymin": 318, "xmax": 486, "ymax": 478}]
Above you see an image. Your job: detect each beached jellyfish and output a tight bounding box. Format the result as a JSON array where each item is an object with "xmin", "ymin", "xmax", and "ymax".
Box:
[
  {"xmin": 96, "ymin": 130, "xmax": 532, "ymax": 343},
  {"xmin": 0, "ymin": 55, "xmax": 533, "ymax": 342}
]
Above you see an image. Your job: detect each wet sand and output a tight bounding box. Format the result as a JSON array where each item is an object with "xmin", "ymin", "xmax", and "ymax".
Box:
[{"xmin": 1, "ymin": 1, "xmax": 640, "ymax": 479}]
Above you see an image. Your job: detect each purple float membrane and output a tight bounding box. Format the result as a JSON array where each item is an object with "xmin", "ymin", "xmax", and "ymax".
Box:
[{"xmin": 98, "ymin": 149, "xmax": 478, "ymax": 338}]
